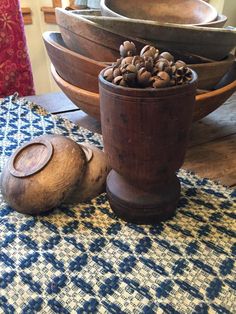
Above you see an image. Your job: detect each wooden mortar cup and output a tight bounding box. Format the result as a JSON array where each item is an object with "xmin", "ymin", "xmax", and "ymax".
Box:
[{"xmin": 99, "ymin": 69, "xmax": 198, "ymax": 224}]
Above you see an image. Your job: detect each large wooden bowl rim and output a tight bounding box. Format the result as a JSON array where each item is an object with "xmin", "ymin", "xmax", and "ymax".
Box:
[
  {"xmin": 80, "ymin": 14, "xmax": 236, "ymax": 35},
  {"xmin": 43, "ymin": 31, "xmax": 106, "ymax": 68},
  {"xmin": 51, "ymin": 64, "xmax": 99, "ymax": 101},
  {"xmin": 196, "ymin": 80, "xmax": 236, "ymax": 101}
]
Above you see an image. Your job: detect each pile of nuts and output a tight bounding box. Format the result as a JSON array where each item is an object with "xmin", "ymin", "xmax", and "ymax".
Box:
[{"xmin": 103, "ymin": 41, "xmax": 193, "ymax": 88}]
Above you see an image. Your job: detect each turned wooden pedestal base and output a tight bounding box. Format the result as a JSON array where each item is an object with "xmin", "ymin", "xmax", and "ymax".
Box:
[{"xmin": 106, "ymin": 170, "xmax": 181, "ymax": 224}]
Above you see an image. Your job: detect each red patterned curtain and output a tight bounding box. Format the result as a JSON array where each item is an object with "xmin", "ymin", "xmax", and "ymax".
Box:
[{"xmin": 0, "ymin": 0, "xmax": 35, "ymax": 97}]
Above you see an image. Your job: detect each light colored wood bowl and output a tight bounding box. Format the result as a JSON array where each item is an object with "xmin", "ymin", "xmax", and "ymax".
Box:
[
  {"xmin": 100, "ymin": 0, "xmax": 217, "ymax": 26},
  {"xmin": 51, "ymin": 63, "xmax": 236, "ymax": 123},
  {"xmin": 0, "ymin": 134, "xmax": 87, "ymax": 214},
  {"xmin": 51, "ymin": 64, "xmax": 100, "ymax": 120}
]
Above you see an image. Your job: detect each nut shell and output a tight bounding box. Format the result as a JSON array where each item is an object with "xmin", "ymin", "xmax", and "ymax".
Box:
[{"xmin": 119, "ymin": 41, "xmax": 136, "ymax": 57}]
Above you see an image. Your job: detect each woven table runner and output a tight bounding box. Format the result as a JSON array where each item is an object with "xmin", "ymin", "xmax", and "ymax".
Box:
[{"xmin": 0, "ymin": 95, "xmax": 235, "ymax": 314}]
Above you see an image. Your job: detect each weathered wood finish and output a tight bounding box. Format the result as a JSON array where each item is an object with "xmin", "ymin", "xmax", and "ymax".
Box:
[
  {"xmin": 190, "ymin": 54, "xmax": 235, "ymax": 90},
  {"xmin": 100, "ymin": 0, "xmax": 217, "ymax": 25},
  {"xmin": 185, "ymin": 93, "xmax": 236, "ymax": 187},
  {"xmin": 44, "ymin": 27, "xmax": 234, "ymax": 91},
  {"xmin": 55, "ymin": 8, "xmax": 150, "ymax": 62},
  {"xmin": 98, "ymin": 69, "xmax": 198, "ymax": 223},
  {"xmin": 0, "ymin": 135, "xmax": 87, "ymax": 215},
  {"xmin": 43, "ymin": 32, "xmax": 105, "ymax": 92},
  {"xmin": 84, "ymin": 15, "xmax": 236, "ymax": 60}
]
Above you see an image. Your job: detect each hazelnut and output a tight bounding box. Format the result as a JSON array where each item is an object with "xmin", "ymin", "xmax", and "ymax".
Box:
[
  {"xmin": 175, "ymin": 60, "xmax": 187, "ymax": 69},
  {"xmin": 132, "ymin": 55, "xmax": 144, "ymax": 70},
  {"xmin": 113, "ymin": 67, "xmax": 121, "ymax": 78},
  {"xmin": 172, "ymin": 60, "xmax": 187, "ymax": 74},
  {"xmin": 103, "ymin": 42, "xmax": 193, "ymax": 88},
  {"xmin": 143, "ymin": 56, "xmax": 154, "ymax": 72}
]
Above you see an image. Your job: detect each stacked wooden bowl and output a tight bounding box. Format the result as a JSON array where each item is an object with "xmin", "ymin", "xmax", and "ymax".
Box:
[
  {"xmin": 100, "ymin": 0, "xmax": 219, "ymax": 26},
  {"xmin": 43, "ymin": 3, "xmax": 236, "ymax": 123}
]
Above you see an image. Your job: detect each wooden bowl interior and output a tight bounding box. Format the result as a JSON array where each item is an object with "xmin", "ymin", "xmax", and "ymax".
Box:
[{"xmin": 101, "ymin": 0, "xmax": 217, "ymax": 25}]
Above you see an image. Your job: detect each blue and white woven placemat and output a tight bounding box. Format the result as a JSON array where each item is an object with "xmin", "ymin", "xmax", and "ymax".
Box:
[{"xmin": 0, "ymin": 95, "xmax": 235, "ymax": 314}]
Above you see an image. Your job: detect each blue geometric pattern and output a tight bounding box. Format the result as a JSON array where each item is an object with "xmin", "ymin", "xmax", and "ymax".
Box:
[{"xmin": 0, "ymin": 95, "xmax": 235, "ymax": 313}]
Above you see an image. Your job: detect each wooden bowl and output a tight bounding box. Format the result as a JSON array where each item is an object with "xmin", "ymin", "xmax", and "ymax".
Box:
[
  {"xmin": 81, "ymin": 15, "xmax": 236, "ymax": 61},
  {"xmin": 190, "ymin": 54, "xmax": 235, "ymax": 90},
  {"xmin": 100, "ymin": 0, "xmax": 217, "ymax": 26},
  {"xmin": 55, "ymin": 8, "xmax": 147, "ymax": 62},
  {"xmin": 45, "ymin": 30, "xmax": 234, "ymax": 91},
  {"xmin": 0, "ymin": 135, "xmax": 87, "ymax": 214},
  {"xmin": 56, "ymin": 8, "xmax": 236, "ymax": 61},
  {"xmin": 51, "ymin": 63, "xmax": 236, "ymax": 123},
  {"xmin": 43, "ymin": 31, "xmax": 106, "ymax": 92},
  {"xmin": 44, "ymin": 26, "xmax": 234, "ymax": 91},
  {"xmin": 201, "ymin": 14, "xmax": 227, "ymax": 28},
  {"xmin": 51, "ymin": 64, "xmax": 100, "ymax": 120}
]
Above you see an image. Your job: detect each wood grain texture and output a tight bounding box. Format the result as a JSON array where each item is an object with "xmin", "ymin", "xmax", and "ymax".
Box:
[
  {"xmin": 85, "ymin": 15, "xmax": 236, "ymax": 61},
  {"xmin": 189, "ymin": 94, "xmax": 236, "ymax": 146},
  {"xmin": 41, "ymin": 7, "xmax": 57, "ymax": 24},
  {"xmin": 1, "ymin": 135, "xmax": 87, "ymax": 214},
  {"xmin": 184, "ymin": 134, "xmax": 236, "ymax": 187}
]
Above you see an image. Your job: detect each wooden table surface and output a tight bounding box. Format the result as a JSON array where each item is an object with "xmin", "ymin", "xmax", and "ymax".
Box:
[{"xmin": 26, "ymin": 92, "xmax": 236, "ymax": 188}]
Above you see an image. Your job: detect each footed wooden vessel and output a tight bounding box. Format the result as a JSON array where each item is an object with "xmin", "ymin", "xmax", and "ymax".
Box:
[{"xmin": 99, "ymin": 69, "xmax": 198, "ymax": 224}]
